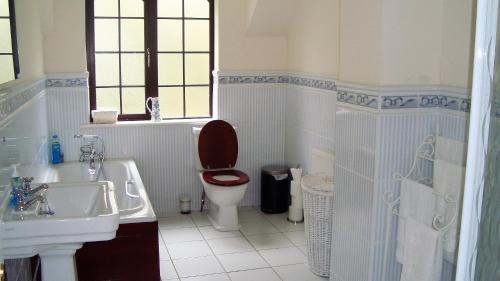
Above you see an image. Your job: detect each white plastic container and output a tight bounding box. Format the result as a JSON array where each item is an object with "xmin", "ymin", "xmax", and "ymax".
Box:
[
  {"xmin": 92, "ymin": 109, "xmax": 118, "ymax": 124},
  {"xmin": 180, "ymin": 195, "xmax": 191, "ymax": 214}
]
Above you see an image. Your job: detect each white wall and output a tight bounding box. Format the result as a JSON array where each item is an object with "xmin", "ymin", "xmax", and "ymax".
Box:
[
  {"xmin": 43, "ymin": 0, "xmax": 87, "ymax": 74},
  {"xmin": 286, "ymin": 0, "xmax": 339, "ymax": 77},
  {"xmin": 379, "ymin": 0, "xmax": 444, "ymax": 85},
  {"xmin": 440, "ymin": 0, "xmax": 476, "ymax": 88},
  {"xmin": 338, "ymin": 0, "xmax": 383, "ymax": 84},
  {"xmin": 216, "ymin": 0, "xmax": 288, "ymax": 71},
  {"xmin": 287, "ymin": 0, "xmax": 475, "ymax": 88}
]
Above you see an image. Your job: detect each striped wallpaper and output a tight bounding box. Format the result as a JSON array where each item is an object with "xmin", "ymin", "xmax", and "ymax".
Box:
[
  {"xmin": 0, "ymin": 72, "xmax": 471, "ymax": 281},
  {"xmin": 331, "ymin": 101, "xmax": 468, "ymax": 281}
]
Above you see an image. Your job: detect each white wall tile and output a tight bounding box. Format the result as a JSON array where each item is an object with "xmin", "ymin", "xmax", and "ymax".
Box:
[
  {"xmin": 218, "ymin": 84, "xmax": 286, "ymax": 206},
  {"xmin": 0, "ymin": 84, "xmax": 48, "ymax": 281},
  {"xmin": 333, "ymin": 99, "xmax": 468, "ymax": 281},
  {"xmin": 46, "ymin": 86, "xmax": 89, "ymax": 162},
  {"xmin": 46, "ymin": 83, "xmax": 286, "ymax": 214},
  {"xmin": 0, "ymin": 92, "xmax": 49, "ymax": 180},
  {"xmin": 284, "ymin": 85, "xmax": 335, "ymax": 173},
  {"xmin": 334, "ymin": 105, "xmax": 378, "ymax": 179}
]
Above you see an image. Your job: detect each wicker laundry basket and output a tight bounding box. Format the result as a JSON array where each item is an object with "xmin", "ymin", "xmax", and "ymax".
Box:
[{"xmin": 302, "ymin": 174, "xmax": 334, "ymax": 277}]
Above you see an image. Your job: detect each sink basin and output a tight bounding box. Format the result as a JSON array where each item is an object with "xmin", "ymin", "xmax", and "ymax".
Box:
[{"xmin": 1, "ymin": 181, "xmax": 119, "ymax": 281}]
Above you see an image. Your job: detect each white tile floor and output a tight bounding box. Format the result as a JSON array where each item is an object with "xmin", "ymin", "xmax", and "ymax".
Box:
[{"xmin": 158, "ymin": 207, "xmax": 328, "ymax": 281}]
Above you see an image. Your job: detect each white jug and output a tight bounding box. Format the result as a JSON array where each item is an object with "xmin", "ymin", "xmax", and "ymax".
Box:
[{"xmin": 146, "ymin": 97, "xmax": 161, "ymax": 122}]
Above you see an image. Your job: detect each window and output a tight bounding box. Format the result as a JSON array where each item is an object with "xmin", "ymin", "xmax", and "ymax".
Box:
[
  {"xmin": 86, "ymin": 0, "xmax": 213, "ymax": 121},
  {"xmin": 0, "ymin": 0, "xmax": 19, "ymax": 85}
]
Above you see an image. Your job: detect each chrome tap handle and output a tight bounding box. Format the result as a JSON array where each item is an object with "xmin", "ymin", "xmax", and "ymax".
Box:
[{"xmin": 21, "ymin": 177, "xmax": 34, "ymax": 193}]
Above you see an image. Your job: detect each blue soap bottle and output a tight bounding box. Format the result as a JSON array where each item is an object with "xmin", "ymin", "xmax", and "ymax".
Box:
[
  {"xmin": 9, "ymin": 164, "xmax": 21, "ymax": 207},
  {"xmin": 51, "ymin": 134, "xmax": 62, "ymax": 164}
]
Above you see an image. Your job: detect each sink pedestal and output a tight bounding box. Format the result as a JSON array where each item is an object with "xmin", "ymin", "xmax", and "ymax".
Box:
[{"xmin": 39, "ymin": 244, "xmax": 83, "ymax": 281}]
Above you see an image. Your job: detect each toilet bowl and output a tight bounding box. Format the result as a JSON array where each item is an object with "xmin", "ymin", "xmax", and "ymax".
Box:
[{"xmin": 193, "ymin": 120, "xmax": 250, "ymax": 231}]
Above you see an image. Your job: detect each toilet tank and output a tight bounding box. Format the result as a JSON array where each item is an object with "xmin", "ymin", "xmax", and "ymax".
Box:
[
  {"xmin": 192, "ymin": 127, "xmax": 203, "ymax": 170},
  {"xmin": 311, "ymin": 147, "xmax": 335, "ymax": 177}
]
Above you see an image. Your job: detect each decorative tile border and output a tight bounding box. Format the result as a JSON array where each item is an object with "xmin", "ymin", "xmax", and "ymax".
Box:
[
  {"xmin": 0, "ymin": 79, "xmax": 46, "ymax": 123},
  {"xmin": 287, "ymin": 76, "xmax": 336, "ymax": 91},
  {"xmin": 337, "ymin": 90, "xmax": 471, "ymax": 113},
  {"xmin": 217, "ymin": 75, "xmax": 337, "ymax": 91},
  {"xmin": 337, "ymin": 90, "xmax": 379, "ymax": 109},
  {"xmin": 218, "ymin": 75, "xmax": 287, "ymax": 84},
  {"xmin": 46, "ymin": 77, "xmax": 88, "ymax": 88},
  {"xmin": 217, "ymin": 73, "xmax": 471, "ymax": 113},
  {"xmin": 381, "ymin": 95, "xmax": 471, "ymax": 112}
]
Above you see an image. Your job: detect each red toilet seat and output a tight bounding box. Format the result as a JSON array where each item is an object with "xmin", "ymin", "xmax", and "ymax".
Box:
[
  {"xmin": 203, "ymin": 169, "xmax": 250, "ymax": 187},
  {"xmin": 199, "ymin": 120, "xmax": 238, "ymax": 170},
  {"xmin": 198, "ymin": 120, "xmax": 250, "ymax": 187}
]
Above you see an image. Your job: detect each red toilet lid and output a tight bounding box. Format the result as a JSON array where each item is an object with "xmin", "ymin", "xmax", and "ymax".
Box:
[{"xmin": 198, "ymin": 120, "xmax": 238, "ymax": 170}]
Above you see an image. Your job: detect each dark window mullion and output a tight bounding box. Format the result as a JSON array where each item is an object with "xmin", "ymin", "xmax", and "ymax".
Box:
[
  {"xmin": 118, "ymin": 0, "xmax": 123, "ymax": 115},
  {"xmin": 97, "ymin": 85, "xmax": 145, "ymax": 88},
  {"xmin": 157, "ymin": 51, "xmax": 209, "ymax": 54},
  {"xmin": 160, "ymin": 84, "xmax": 209, "ymax": 87},
  {"xmin": 95, "ymin": 16, "xmax": 144, "ymax": 19},
  {"xmin": 86, "ymin": 0, "xmax": 97, "ymax": 121},
  {"xmin": 8, "ymin": 0, "xmax": 19, "ymax": 78},
  {"xmin": 209, "ymin": 0, "xmax": 214, "ymax": 117},
  {"xmin": 145, "ymin": 0, "xmax": 158, "ymax": 111},
  {"xmin": 95, "ymin": 51, "xmax": 145, "ymax": 54},
  {"xmin": 157, "ymin": 17, "xmax": 209, "ymax": 20},
  {"xmin": 182, "ymin": 0, "xmax": 186, "ymax": 118}
]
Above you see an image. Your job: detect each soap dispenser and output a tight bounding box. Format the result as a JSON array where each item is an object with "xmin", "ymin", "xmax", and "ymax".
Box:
[{"xmin": 9, "ymin": 164, "xmax": 21, "ymax": 207}]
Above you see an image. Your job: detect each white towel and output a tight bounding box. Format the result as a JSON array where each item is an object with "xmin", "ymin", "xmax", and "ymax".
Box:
[
  {"xmin": 433, "ymin": 159, "xmax": 465, "ymax": 259},
  {"xmin": 435, "ymin": 136, "xmax": 467, "ymax": 167},
  {"xmin": 396, "ymin": 178, "xmax": 437, "ymax": 263},
  {"xmin": 401, "ymin": 218, "xmax": 443, "ymax": 281}
]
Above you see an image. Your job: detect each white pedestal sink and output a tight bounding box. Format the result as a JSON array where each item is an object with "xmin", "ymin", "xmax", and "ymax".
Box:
[{"xmin": 1, "ymin": 181, "xmax": 119, "ymax": 281}]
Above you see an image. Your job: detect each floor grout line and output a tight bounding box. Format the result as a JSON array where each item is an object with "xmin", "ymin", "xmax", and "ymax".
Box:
[{"xmin": 158, "ymin": 208, "xmax": 311, "ymax": 280}]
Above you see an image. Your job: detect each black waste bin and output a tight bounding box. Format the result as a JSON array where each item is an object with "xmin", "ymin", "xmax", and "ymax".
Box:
[{"xmin": 261, "ymin": 165, "xmax": 290, "ymax": 213}]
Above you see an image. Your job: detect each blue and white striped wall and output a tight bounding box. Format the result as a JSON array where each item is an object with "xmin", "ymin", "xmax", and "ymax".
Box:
[{"xmin": 0, "ymin": 70, "xmax": 469, "ymax": 281}]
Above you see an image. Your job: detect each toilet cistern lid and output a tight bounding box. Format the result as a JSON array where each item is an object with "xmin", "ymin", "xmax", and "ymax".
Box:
[{"xmin": 198, "ymin": 120, "xmax": 238, "ymax": 170}]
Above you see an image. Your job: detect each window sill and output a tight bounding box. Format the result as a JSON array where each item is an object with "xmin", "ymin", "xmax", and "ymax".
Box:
[{"xmin": 80, "ymin": 118, "xmax": 213, "ymax": 129}]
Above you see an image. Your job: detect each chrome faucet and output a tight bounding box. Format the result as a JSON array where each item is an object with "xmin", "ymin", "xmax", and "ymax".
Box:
[
  {"xmin": 11, "ymin": 177, "xmax": 53, "ymax": 214},
  {"xmin": 74, "ymin": 134, "xmax": 106, "ymax": 178}
]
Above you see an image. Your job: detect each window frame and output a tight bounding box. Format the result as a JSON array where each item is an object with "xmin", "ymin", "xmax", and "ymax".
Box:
[
  {"xmin": 1, "ymin": 0, "xmax": 20, "ymax": 81},
  {"xmin": 85, "ymin": 0, "xmax": 214, "ymax": 121}
]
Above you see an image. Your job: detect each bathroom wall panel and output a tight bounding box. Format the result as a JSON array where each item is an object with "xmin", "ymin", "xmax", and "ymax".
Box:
[
  {"xmin": 330, "ymin": 165, "xmax": 374, "ymax": 281},
  {"xmin": 371, "ymin": 180, "xmax": 402, "ymax": 281},
  {"xmin": 334, "ymin": 105, "xmax": 378, "ymax": 179},
  {"xmin": 376, "ymin": 111, "xmax": 438, "ymax": 180},
  {"xmin": 284, "ymin": 84, "xmax": 335, "ymax": 172},
  {"xmin": 218, "ymin": 83, "xmax": 286, "ymax": 207},
  {"xmin": 46, "ymin": 81, "xmax": 286, "ymax": 214},
  {"xmin": 46, "ymin": 86, "xmax": 89, "ymax": 162},
  {"xmin": 371, "ymin": 110, "xmax": 467, "ymax": 281},
  {"xmin": 80, "ymin": 124, "xmax": 206, "ymax": 216},
  {"xmin": 0, "ymin": 79, "xmax": 48, "ymax": 281},
  {"xmin": 333, "ymin": 98, "xmax": 468, "ymax": 281},
  {"xmin": 0, "ymin": 85, "xmax": 49, "ymax": 186},
  {"xmin": 438, "ymin": 110, "xmax": 469, "ymax": 141}
]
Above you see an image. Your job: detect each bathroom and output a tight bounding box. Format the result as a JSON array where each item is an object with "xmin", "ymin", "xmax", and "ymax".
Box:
[{"xmin": 0, "ymin": 0, "xmax": 498, "ymax": 280}]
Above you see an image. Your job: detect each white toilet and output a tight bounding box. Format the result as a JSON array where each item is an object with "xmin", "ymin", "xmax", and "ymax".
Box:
[{"xmin": 193, "ymin": 120, "xmax": 249, "ymax": 231}]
